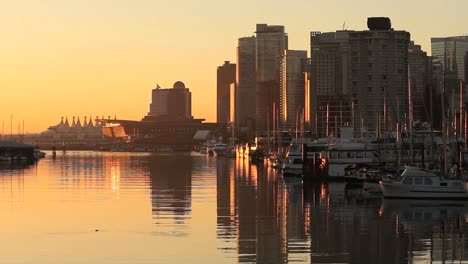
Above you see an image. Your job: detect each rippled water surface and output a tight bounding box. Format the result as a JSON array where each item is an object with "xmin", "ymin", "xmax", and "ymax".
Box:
[{"xmin": 0, "ymin": 151, "xmax": 468, "ymax": 263}]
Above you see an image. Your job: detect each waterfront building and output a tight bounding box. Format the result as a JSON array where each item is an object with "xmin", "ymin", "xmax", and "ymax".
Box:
[
  {"xmin": 43, "ymin": 116, "xmax": 103, "ymax": 138},
  {"xmin": 431, "ymin": 36, "xmax": 468, "ymax": 130},
  {"xmin": 408, "ymin": 41, "xmax": 432, "ymax": 123},
  {"xmin": 146, "ymin": 81, "xmax": 192, "ymax": 121},
  {"xmin": 101, "ymin": 81, "xmax": 225, "ymax": 150},
  {"xmin": 236, "ymin": 36, "xmax": 257, "ymax": 130},
  {"xmin": 18, "ymin": 116, "xmax": 108, "ymax": 149},
  {"xmin": 279, "ymin": 49, "xmax": 307, "ymax": 130},
  {"xmin": 255, "ymin": 24, "xmax": 288, "ymax": 135},
  {"xmin": 349, "ymin": 17, "xmax": 410, "ymax": 131},
  {"xmin": 310, "ymin": 30, "xmax": 353, "ymax": 137},
  {"xmin": 217, "ymin": 61, "xmax": 236, "ymax": 124},
  {"xmin": 431, "ymin": 36, "xmax": 468, "ymax": 82}
]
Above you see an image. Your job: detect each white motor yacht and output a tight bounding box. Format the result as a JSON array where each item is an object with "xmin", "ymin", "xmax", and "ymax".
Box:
[
  {"xmin": 281, "ymin": 139, "xmax": 327, "ymax": 176},
  {"xmin": 380, "ymin": 167, "xmax": 468, "ymax": 199}
]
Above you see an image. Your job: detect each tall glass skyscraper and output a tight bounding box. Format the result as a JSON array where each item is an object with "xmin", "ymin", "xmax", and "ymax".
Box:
[
  {"xmin": 431, "ymin": 36, "xmax": 468, "ymax": 81},
  {"xmin": 255, "ymin": 24, "xmax": 288, "ymax": 135},
  {"xmin": 279, "ymin": 49, "xmax": 307, "ymax": 130},
  {"xmin": 217, "ymin": 61, "xmax": 236, "ymax": 124}
]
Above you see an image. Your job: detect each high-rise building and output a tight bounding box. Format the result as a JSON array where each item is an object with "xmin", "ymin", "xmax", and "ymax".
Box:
[
  {"xmin": 431, "ymin": 36, "xmax": 468, "ymax": 126},
  {"xmin": 217, "ymin": 61, "xmax": 236, "ymax": 124},
  {"xmin": 255, "ymin": 24, "xmax": 288, "ymax": 135},
  {"xmin": 146, "ymin": 81, "xmax": 192, "ymax": 121},
  {"xmin": 279, "ymin": 49, "xmax": 307, "ymax": 130},
  {"xmin": 310, "ymin": 31, "xmax": 353, "ymax": 137},
  {"xmin": 349, "ymin": 17, "xmax": 410, "ymax": 130},
  {"xmin": 431, "ymin": 36, "xmax": 468, "ymax": 82},
  {"xmin": 236, "ymin": 36, "xmax": 257, "ymax": 129},
  {"xmin": 408, "ymin": 41, "xmax": 432, "ymax": 123}
]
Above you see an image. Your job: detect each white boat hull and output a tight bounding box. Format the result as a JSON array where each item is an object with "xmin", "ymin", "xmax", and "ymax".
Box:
[{"xmin": 380, "ymin": 181, "xmax": 468, "ymax": 199}]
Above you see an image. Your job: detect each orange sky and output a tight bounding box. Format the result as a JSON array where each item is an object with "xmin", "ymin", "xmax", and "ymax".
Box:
[{"xmin": 1, "ymin": 0, "xmax": 467, "ymax": 133}]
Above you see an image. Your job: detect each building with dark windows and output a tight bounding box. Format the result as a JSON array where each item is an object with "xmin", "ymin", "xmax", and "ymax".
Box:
[
  {"xmin": 236, "ymin": 36, "xmax": 257, "ymax": 131},
  {"xmin": 408, "ymin": 41, "xmax": 432, "ymax": 123},
  {"xmin": 217, "ymin": 61, "xmax": 236, "ymax": 124},
  {"xmin": 349, "ymin": 17, "xmax": 410, "ymax": 131},
  {"xmin": 255, "ymin": 24, "xmax": 288, "ymax": 135},
  {"xmin": 279, "ymin": 49, "xmax": 308, "ymax": 130},
  {"xmin": 309, "ymin": 30, "xmax": 353, "ymax": 137},
  {"xmin": 146, "ymin": 81, "xmax": 192, "ymax": 121}
]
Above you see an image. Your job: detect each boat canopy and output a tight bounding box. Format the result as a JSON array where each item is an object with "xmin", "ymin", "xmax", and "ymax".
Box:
[{"xmin": 193, "ymin": 130, "xmax": 211, "ymax": 141}]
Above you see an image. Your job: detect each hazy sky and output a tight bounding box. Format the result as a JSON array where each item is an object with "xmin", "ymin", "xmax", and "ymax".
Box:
[{"xmin": 1, "ymin": 0, "xmax": 467, "ymax": 132}]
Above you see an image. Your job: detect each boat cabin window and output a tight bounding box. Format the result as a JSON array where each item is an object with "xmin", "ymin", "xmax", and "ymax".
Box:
[
  {"xmin": 402, "ymin": 177, "xmax": 413, "ymax": 185},
  {"xmin": 440, "ymin": 182, "xmax": 447, "ymax": 186},
  {"xmin": 451, "ymin": 182, "xmax": 463, "ymax": 187},
  {"xmin": 414, "ymin": 177, "xmax": 423, "ymax": 185},
  {"xmin": 293, "ymin": 159, "xmax": 302, "ymax": 164},
  {"xmin": 356, "ymin": 152, "xmax": 363, "ymax": 158},
  {"xmin": 424, "ymin": 177, "xmax": 433, "ymax": 185}
]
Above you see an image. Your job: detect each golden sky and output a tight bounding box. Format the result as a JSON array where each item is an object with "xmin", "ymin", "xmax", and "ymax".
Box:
[{"xmin": 1, "ymin": 0, "xmax": 467, "ymax": 133}]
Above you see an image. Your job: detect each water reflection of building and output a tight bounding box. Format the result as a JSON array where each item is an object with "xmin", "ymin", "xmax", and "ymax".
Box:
[
  {"xmin": 305, "ymin": 183, "xmax": 412, "ymax": 263},
  {"xmin": 216, "ymin": 158, "xmax": 309, "ymax": 263},
  {"xmin": 148, "ymin": 155, "xmax": 192, "ymax": 228},
  {"xmin": 382, "ymin": 199, "xmax": 468, "ymax": 262}
]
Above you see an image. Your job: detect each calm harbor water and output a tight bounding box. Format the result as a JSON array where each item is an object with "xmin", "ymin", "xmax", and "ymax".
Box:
[{"xmin": 0, "ymin": 151, "xmax": 468, "ymax": 263}]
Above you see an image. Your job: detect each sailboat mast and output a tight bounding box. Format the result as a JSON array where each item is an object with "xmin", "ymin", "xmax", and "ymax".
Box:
[
  {"xmin": 10, "ymin": 114, "xmax": 13, "ymax": 140},
  {"xmin": 460, "ymin": 80, "xmax": 463, "ymax": 141},
  {"xmin": 408, "ymin": 65, "xmax": 414, "ymax": 164},
  {"xmin": 441, "ymin": 71, "xmax": 447, "ymax": 176},
  {"xmin": 267, "ymin": 111, "xmax": 270, "ymax": 154},
  {"xmin": 326, "ymin": 104, "xmax": 329, "ymax": 140}
]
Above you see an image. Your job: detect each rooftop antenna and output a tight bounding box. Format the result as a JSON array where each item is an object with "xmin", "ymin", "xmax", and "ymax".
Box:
[{"xmin": 342, "ymin": 22, "xmax": 346, "ymax": 30}]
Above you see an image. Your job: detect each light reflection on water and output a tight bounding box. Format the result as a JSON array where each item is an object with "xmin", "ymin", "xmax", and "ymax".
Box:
[{"xmin": 0, "ymin": 151, "xmax": 467, "ymax": 263}]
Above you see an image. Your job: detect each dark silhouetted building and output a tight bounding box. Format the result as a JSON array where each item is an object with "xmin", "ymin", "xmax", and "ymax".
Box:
[
  {"xmin": 101, "ymin": 81, "xmax": 224, "ymax": 150},
  {"xmin": 408, "ymin": 41, "xmax": 432, "ymax": 123},
  {"xmin": 255, "ymin": 24, "xmax": 288, "ymax": 135},
  {"xmin": 309, "ymin": 30, "xmax": 353, "ymax": 137},
  {"xmin": 146, "ymin": 81, "xmax": 192, "ymax": 121},
  {"xmin": 236, "ymin": 36, "xmax": 257, "ymax": 130},
  {"xmin": 217, "ymin": 61, "xmax": 236, "ymax": 124}
]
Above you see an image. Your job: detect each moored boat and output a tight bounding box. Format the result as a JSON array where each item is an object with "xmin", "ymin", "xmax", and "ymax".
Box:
[{"xmin": 380, "ymin": 167, "xmax": 468, "ymax": 199}]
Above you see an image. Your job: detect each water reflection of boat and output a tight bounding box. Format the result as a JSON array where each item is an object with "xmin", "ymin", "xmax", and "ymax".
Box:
[
  {"xmin": 213, "ymin": 143, "xmax": 227, "ymax": 156},
  {"xmin": 381, "ymin": 199, "xmax": 468, "ymax": 225}
]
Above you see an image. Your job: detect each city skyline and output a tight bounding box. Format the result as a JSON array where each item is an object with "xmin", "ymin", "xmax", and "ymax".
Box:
[{"xmin": 1, "ymin": 1, "xmax": 467, "ymax": 132}]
